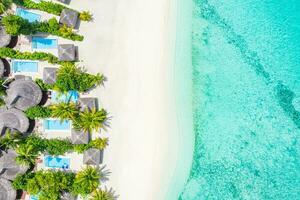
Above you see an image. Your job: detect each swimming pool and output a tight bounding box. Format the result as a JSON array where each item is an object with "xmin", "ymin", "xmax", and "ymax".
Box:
[
  {"xmin": 16, "ymin": 8, "xmax": 41, "ymax": 23},
  {"xmin": 30, "ymin": 195, "xmax": 38, "ymax": 200},
  {"xmin": 43, "ymin": 119, "xmax": 71, "ymax": 131},
  {"xmin": 32, "ymin": 37, "xmax": 58, "ymax": 49},
  {"xmin": 51, "ymin": 90, "xmax": 79, "ymax": 103},
  {"xmin": 12, "ymin": 60, "xmax": 38, "ymax": 73},
  {"xmin": 44, "ymin": 156, "xmax": 70, "ymax": 169}
]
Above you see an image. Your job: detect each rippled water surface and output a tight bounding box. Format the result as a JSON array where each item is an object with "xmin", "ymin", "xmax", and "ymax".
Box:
[{"xmin": 179, "ymin": 0, "xmax": 300, "ymax": 199}]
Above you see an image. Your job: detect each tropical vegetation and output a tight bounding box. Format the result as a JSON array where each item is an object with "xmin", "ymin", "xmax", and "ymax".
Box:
[
  {"xmin": 25, "ymin": 106, "xmax": 52, "ymax": 119},
  {"xmin": 2, "ymin": 15, "xmax": 84, "ymax": 41},
  {"xmin": 55, "ymin": 63, "xmax": 104, "ymax": 92},
  {"xmin": 0, "ymin": 0, "xmax": 11, "ymax": 14},
  {"xmin": 73, "ymin": 108, "xmax": 108, "ymax": 133},
  {"xmin": 90, "ymin": 188, "xmax": 116, "ymax": 200},
  {"xmin": 50, "ymin": 102, "xmax": 78, "ymax": 120},
  {"xmin": 12, "ymin": 0, "xmax": 92, "ymax": 21},
  {"xmin": 80, "ymin": 11, "xmax": 93, "ymax": 21},
  {"xmin": 0, "ymin": 47, "xmax": 59, "ymax": 64},
  {"xmin": 72, "ymin": 166, "xmax": 101, "ymax": 196}
]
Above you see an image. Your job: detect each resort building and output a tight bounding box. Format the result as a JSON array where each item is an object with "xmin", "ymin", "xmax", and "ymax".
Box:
[
  {"xmin": 0, "ymin": 177, "xmax": 16, "ymax": 200},
  {"xmin": 58, "ymin": 44, "xmax": 76, "ymax": 61},
  {"xmin": 71, "ymin": 129, "xmax": 90, "ymax": 144},
  {"xmin": 43, "ymin": 67, "xmax": 58, "ymax": 85},
  {"xmin": 0, "ymin": 108, "xmax": 29, "ymax": 134},
  {"xmin": 0, "ymin": 26, "xmax": 11, "ymax": 48},
  {"xmin": 0, "ymin": 149, "xmax": 29, "ymax": 180},
  {"xmin": 5, "ymin": 78, "xmax": 42, "ymax": 111},
  {"xmin": 78, "ymin": 97, "xmax": 98, "ymax": 112},
  {"xmin": 59, "ymin": 9, "xmax": 79, "ymax": 28},
  {"xmin": 83, "ymin": 148, "xmax": 103, "ymax": 165}
]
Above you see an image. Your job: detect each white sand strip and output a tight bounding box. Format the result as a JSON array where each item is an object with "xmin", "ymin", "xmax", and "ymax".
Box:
[{"xmin": 68, "ymin": 0, "xmax": 184, "ymax": 199}]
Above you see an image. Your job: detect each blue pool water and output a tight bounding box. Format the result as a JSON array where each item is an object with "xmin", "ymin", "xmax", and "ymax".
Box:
[
  {"xmin": 16, "ymin": 8, "xmax": 41, "ymax": 23},
  {"xmin": 30, "ymin": 195, "xmax": 38, "ymax": 200},
  {"xmin": 12, "ymin": 60, "xmax": 38, "ymax": 73},
  {"xmin": 32, "ymin": 37, "xmax": 58, "ymax": 49},
  {"xmin": 177, "ymin": 0, "xmax": 300, "ymax": 199},
  {"xmin": 43, "ymin": 119, "xmax": 71, "ymax": 131},
  {"xmin": 51, "ymin": 90, "xmax": 79, "ymax": 103},
  {"xmin": 44, "ymin": 156, "xmax": 70, "ymax": 169}
]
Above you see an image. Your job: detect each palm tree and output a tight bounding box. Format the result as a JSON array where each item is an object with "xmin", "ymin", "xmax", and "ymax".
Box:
[
  {"xmin": 0, "ymin": 0, "xmax": 12, "ymax": 14},
  {"xmin": 74, "ymin": 108, "xmax": 108, "ymax": 133},
  {"xmin": 15, "ymin": 144, "xmax": 39, "ymax": 166},
  {"xmin": 50, "ymin": 102, "xmax": 78, "ymax": 120},
  {"xmin": 73, "ymin": 166, "xmax": 101, "ymax": 195},
  {"xmin": 90, "ymin": 187, "xmax": 116, "ymax": 200},
  {"xmin": 0, "ymin": 130, "xmax": 22, "ymax": 149}
]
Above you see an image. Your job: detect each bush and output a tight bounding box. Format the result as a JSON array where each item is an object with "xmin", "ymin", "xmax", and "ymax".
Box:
[
  {"xmin": 79, "ymin": 11, "xmax": 92, "ymax": 21},
  {"xmin": 0, "ymin": 47, "xmax": 59, "ymax": 64},
  {"xmin": 0, "ymin": 0, "xmax": 12, "ymax": 14},
  {"xmin": 90, "ymin": 138, "xmax": 108, "ymax": 150},
  {"xmin": 25, "ymin": 106, "xmax": 52, "ymax": 119},
  {"xmin": 44, "ymin": 138, "xmax": 73, "ymax": 155},
  {"xmin": 56, "ymin": 63, "xmax": 104, "ymax": 92},
  {"xmin": 13, "ymin": 0, "xmax": 66, "ymax": 15},
  {"xmin": 13, "ymin": 170, "xmax": 76, "ymax": 199},
  {"xmin": 2, "ymin": 15, "xmax": 84, "ymax": 41}
]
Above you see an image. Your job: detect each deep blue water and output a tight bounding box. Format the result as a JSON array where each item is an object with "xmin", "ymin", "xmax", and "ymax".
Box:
[{"xmin": 179, "ymin": 0, "xmax": 300, "ymax": 199}]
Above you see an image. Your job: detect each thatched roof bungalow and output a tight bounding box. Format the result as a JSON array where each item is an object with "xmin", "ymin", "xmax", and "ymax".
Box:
[
  {"xmin": 83, "ymin": 148, "xmax": 102, "ymax": 165},
  {"xmin": 0, "ymin": 26, "xmax": 11, "ymax": 48},
  {"xmin": 0, "ymin": 178, "xmax": 16, "ymax": 200},
  {"xmin": 0, "ymin": 108, "xmax": 29, "ymax": 134},
  {"xmin": 5, "ymin": 79, "xmax": 42, "ymax": 111},
  {"xmin": 59, "ymin": 9, "xmax": 79, "ymax": 27},
  {"xmin": 43, "ymin": 67, "xmax": 58, "ymax": 84},
  {"xmin": 58, "ymin": 44, "xmax": 76, "ymax": 61},
  {"xmin": 71, "ymin": 129, "xmax": 90, "ymax": 144},
  {"xmin": 78, "ymin": 97, "xmax": 97, "ymax": 112},
  {"xmin": 0, "ymin": 149, "xmax": 29, "ymax": 180}
]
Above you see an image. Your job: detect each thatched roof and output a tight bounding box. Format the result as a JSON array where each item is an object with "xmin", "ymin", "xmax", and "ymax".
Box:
[
  {"xmin": 0, "ymin": 178, "xmax": 16, "ymax": 200},
  {"xmin": 78, "ymin": 98, "xmax": 97, "ymax": 112},
  {"xmin": 83, "ymin": 148, "xmax": 102, "ymax": 165},
  {"xmin": 58, "ymin": 44, "xmax": 76, "ymax": 61},
  {"xmin": 0, "ymin": 149, "xmax": 29, "ymax": 180},
  {"xmin": 5, "ymin": 79, "xmax": 42, "ymax": 110},
  {"xmin": 61, "ymin": 191, "xmax": 76, "ymax": 200},
  {"xmin": 0, "ymin": 26, "xmax": 11, "ymax": 48},
  {"xmin": 71, "ymin": 129, "xmax": 90, "ymax": 144},
  {"xmin": 59, "ymin": 9, "xmax": 79, "ymax": 27},
  {"xmin": 0, "ymin": 108, "xmax": 29, "ymax": 134},
  {"xmin": 43, "ymin": 67, "xmax": 58, "ymax": 84},
  {"xmin": 0, "ymin": 59, "xmax": 4, "ymax": 78}
]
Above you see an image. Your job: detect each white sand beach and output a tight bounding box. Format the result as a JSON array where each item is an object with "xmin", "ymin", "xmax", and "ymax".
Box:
[{"xmin": 68, "ymin": 0, "xmax": 185, "ymax": 199}]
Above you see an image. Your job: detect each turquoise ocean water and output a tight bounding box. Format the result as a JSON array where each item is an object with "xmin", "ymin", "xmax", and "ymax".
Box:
[{"xmin": 178, "ymin": 0, "xmax": 300, "ymax": 199}]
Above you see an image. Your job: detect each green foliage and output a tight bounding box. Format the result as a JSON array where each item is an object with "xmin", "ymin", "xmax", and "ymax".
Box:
[
  {"xmin": 13, "ymin": 0, "xmax": 66, "ymax": 15},
  {"xmin": 0, "ymin": 47, "xmax": 59, "ymax": 64},
  {"xmin": 74, "ymin": 108, "xmax": 108, "ymax": 133},
  {"xmin": 56, "ymin": 63, "xmax": 104, "ymax": 92},
  {"xmin": 15, "ymin": 143, "xmax": 39, "ymax": 166},
  {"xmin": 80, "ymin": 11, "xmax": 93, "ymax": 21},
  {"xmin": 0, "ymin": 130, "xmax": 22, "ymax": 149},
  {"xmin": 25, "ymin": 106, "xmax": 52, "ymax": 119},
  {"xmin": 35, "ymin": 78, "xmax": 54, "ymax": 91},
  {"xmin": 1, "ymin": 15, "xmax": 84, "ymax": 41},
  {"xmin": 90, "ymin": 188, "xmax": 116, "ymax": 200},
  {"xmin": 90, "ymin": 138, "xmax": 108, "ymax": 150},
  {"xmin": 0, "ymin": 0, "xmax": 12, "ymax": 14},
  {"xmin": 13, "ymin": 170, "xmax": 75, "ymax": 199},
  {"xmin": 50, "ymin": 102, "xmax": 78, "ymax": 120},
  {"xmin": 44, "ymin": 138, "xmax": 73, "ymax": 155},
  {"xmin": 72, "ymin": 166, "xmax": 100, "ymax": 196}
]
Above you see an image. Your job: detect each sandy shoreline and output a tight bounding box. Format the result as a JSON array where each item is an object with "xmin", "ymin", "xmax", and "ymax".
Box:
[{"xmin": 68, "ymin": 0, "xmax": 185, "ymax": 199}]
